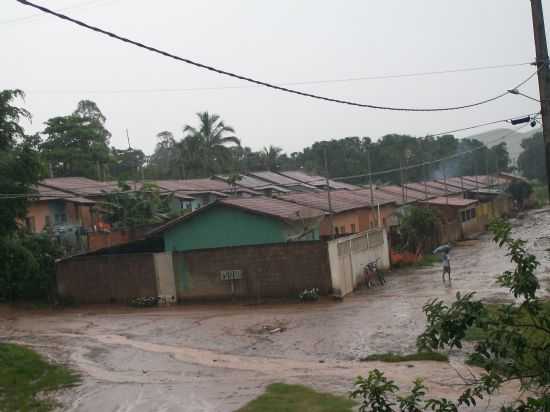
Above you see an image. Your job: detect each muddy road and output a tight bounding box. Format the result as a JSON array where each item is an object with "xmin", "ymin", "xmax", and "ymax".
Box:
[{"xmin": 1, "ymin": 209, "xmax": 549, "ymax": 411}]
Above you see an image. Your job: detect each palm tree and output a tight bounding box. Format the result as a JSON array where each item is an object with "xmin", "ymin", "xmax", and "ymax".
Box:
[
  {"xmin": 183, "ymin": 112, "xmax": 240, "ymax": 175},
  {"xmin": 261, "ymin": 145, "xmax": 283, "ymax": 171}
]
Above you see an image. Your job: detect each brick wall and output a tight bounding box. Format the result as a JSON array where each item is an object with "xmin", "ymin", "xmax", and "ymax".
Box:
[
  {"xmin": 173, "ymin": 241, "xmax": 331, "ymax": 301},
  {"xmin": 56, "ymin": 253, "xmax": 157, "ymax": 303}
]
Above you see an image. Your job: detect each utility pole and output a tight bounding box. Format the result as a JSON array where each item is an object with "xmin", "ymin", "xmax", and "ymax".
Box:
[
  {"xmin": 367, "ymin": 148, "xmax": 376, "ymax": 227},
  {"xmin": 530, "ymin": 0, "xmax": 550, "ymax": 197},
  {"xmin": 324, "ymin": 148, "xmax": 334, "ymax": 238}
]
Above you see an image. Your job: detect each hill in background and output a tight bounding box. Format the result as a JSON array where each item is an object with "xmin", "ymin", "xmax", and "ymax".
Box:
[{"xmin": 466, "ymin": 126, "xmax": 541, "ymax": 163}]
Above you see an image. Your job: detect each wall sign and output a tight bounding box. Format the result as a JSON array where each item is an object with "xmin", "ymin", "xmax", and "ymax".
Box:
[{"xmin": 220, "ymin": 270, "xmax": 242, "ymax": 281}]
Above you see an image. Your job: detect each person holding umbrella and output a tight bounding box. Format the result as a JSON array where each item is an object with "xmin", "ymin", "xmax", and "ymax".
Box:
[{"xmin": 433, "ymin": 244, "xmax": 451, "ymax": 283}]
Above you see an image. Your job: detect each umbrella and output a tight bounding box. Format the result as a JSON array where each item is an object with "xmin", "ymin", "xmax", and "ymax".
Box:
[{"xmin": 433, "ymin": 244, "xmax": 451, "ymax": 255}]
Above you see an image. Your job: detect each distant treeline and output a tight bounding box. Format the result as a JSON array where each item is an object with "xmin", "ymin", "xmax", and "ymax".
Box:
[{"xmin": 27, "ymin": 96, "xmax": 530, "ymax": 185}]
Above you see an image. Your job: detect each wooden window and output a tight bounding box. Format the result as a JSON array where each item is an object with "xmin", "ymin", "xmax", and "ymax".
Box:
[
  {"xmin": 351, "ymin": 223, "xmax": 356, "ymax": 233},
  {"xmin": 334, "ymin": 226, "xmax": 339, "ymax": 235},
  {"xmin": 340, "ymin": 226, "xmax": 345, "ymax": 234}
]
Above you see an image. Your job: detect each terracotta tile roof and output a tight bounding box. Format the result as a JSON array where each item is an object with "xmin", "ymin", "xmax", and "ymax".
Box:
[{"xmin": 420, "ymin": 196, "xmax": 478, "ymax": 207}]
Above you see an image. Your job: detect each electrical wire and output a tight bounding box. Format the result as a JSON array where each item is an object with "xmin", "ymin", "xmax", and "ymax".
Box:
[
  {"xmin": 16, "ymin": 0, "xmax": 540, "ymax": 112},
  {"xmin": 23, "ymin": 62, "xmax": 536, "ymax": 95}
]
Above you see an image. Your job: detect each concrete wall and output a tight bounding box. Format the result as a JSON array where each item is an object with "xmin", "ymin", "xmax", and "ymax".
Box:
[
  {"xmin": 56, "ymin": 253, "xmax": 158, "ymax": 303},
  {"xmin": 328, "ymin": 228, "xmax": 390, "ymax": 297},
  {"xmin": 172, "ymin": 241, "xmax": 331, "ymax": 301}
]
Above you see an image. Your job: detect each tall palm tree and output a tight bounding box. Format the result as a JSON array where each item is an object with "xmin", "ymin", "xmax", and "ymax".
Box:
[
  {"xmin": 261, "ymin": 145, "xmax": 283, "ymax": 171},
  {"xmin": 183, "ymin": 112, "xmax": 240, "ymax": 175}
]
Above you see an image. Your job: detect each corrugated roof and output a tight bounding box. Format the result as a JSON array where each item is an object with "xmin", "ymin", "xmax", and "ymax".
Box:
[
  {"xmin": 279, "ymin": 190, "xmax": 381, "ymax": 213},
  {"xmin": 32, "ymin": 184, "xmax": 95, "ymax": 204},
  {"xmin": 220, "ymin": 197, "xmax": 324, "ymax": 221},
  {"xmin": 377, "ymin": 185, "xmax": 426, "ymax": 203},
  {"xmin": 420, "ymin": 180, "xmax": 463, "ymax": 194},
  {"xmin": 248, "ymin": 171, "xmax": 304, "ymax": 186},
  {"xmin": 155, "ymin": 179, "xmax": 231, "ymax": 192},
  {"xmin": 278, "ymin": 170, "xmax": 326, "ymax": 183},
  {"xmin": 420, "ymin": 197, "xmax": 478, "ymax": 207},
  {"xmin": 40, "ymin": 177, "xmax": 117, "ymax": 196},
  {"xmin": 278, "ymin": 170, "xmax": 359, "ymax": 190}
]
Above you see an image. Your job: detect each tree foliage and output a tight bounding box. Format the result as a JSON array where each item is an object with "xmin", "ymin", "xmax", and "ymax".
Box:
[
  {"xmin": 0, "ymin": 90, "xmax": 60, "ymax": 302},
  {"xmin": 101, "ymin": 181, "xmax": 172, "ymax": 229},
  {"xmin": 518, "ymin": 132, "xmax": 546, "ymax": 183},
  {"xmin": 397, "ymin": 206, "xmax": 439, "ymax": 253},
  {"xmin": 352, "ymin": 220, "xmax": 550, "ymax": 411},
  {"xmin": 41, "ymin": 100, "xmax": 111, "ymax": 179}
]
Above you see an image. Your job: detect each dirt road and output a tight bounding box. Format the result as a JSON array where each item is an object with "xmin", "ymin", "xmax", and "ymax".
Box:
[{"xmin": 1, "ymin": 210, "xmax": 549, "ymax": 411}]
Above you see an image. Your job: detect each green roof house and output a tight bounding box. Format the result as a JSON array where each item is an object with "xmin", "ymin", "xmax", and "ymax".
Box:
[{"xmin": 149, "ymin": 197, "xmax": 325, "ymax": 252}]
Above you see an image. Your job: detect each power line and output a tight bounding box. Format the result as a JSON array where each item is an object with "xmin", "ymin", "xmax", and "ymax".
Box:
[
  {"xmin": 425, "ymin": 112, "xmax": 539, "ymax": 137},
  {"xmin": 22, "ymin": 62, "xmax": 535, "ymax": 95},
  {"xmin": 16, "ymin": 0, "xmax": 539, "ymax": 112}
]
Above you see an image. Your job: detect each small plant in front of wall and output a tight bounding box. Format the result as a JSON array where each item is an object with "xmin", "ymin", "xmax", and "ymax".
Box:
[
  {"xmin": 299, "ymin": 288, "xmax": 320, "ymax": 302},
  {"xmin": 129, "ymin": 296, "xmax": 159, "ymax": 308}
]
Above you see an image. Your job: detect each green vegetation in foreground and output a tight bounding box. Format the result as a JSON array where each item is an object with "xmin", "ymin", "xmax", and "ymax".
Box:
[
  {"xmin": 464, "ymin": 300, "xmax": 550, "ymax": 369},
  {"xmin": 237, "ymin": 383, "xmax": 356, "ymax": 412},
  {"xmin": 0, "ymin": 343, "xmax": 78, "ymax": 412},
  {"xmin": 360, "ymin": 351, "xmax": 448, "ymax": 363}
]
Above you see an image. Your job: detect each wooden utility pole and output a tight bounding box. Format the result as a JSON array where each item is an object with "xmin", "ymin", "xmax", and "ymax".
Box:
[{"xmin": 530, "ymin": 0, "xmax": 550, "ymax": 197}]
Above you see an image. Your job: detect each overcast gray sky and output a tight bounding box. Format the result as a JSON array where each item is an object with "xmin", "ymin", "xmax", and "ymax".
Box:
[{"xmin": 2, "ymin": 0, "xmax": 548, "ymax": 155}]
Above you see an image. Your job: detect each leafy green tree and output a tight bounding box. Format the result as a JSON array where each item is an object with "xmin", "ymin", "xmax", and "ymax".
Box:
[
  {"xmin": 0, "ymin": 90, "xmax": 61, "ymax": 302},
  {"xmin": 110, "ymin": 147, "xmax": 146, "ymax": 180},
  {"xmin": 101, "ymin": 181, "xmax": 172, "ymax": 229},
  {"xmin": 507, "ymin": 180, "xmax": 533, "ymax": 209},
  {"xmin": 0, "ymin": 90, "xmax": 42, "ymax": 234},
  {"xmin": 41, "ymin": 100, "xmax": 111, "ymax": 179},
  {"xmin": 352, "ymin": 220, "xmax": 550, "ymax": 411},
  {"xmin": 518, "ymin": 132, "xmax": 546, "ymax": 182},
  {"xmin": 397, "ymin": 206, "xmax": 439, "ymax": 253}
]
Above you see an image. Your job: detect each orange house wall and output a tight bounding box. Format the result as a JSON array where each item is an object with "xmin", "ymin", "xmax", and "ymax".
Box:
[
  {"xmin": 26, "ymin": 202, "xmax": 51, "ymax": 233},
  {"xmin": 320, "ymin": 205, "xmax": 396, "ymax": 236}
]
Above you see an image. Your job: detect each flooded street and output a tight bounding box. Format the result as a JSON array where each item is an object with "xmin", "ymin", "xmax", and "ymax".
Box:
[{"xmin": 2, "ymin": 209, "xmax": 549, "ymax": 412}]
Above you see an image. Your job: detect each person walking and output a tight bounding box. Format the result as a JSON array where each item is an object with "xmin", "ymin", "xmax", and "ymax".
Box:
[{"xmin": 442, "ymin": 252, "xmax": 451, "ymax": 283}]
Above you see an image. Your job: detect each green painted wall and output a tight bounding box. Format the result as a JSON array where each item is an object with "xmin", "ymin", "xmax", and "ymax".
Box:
[{"xmin": 163, "ymin": 206, "xmax": 290, "ymax": 252}]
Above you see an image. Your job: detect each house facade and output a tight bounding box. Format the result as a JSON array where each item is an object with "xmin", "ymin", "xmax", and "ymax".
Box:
[{"xmin": 149, "ymin": 197, "xmax": 324, "ymax": 252}]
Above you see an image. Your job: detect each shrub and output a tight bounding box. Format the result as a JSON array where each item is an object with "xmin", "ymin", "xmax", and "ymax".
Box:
[
  {"xmin": 299, "ymin": 288, "xmax": 320, "ymax": 302},
  {"xmin": 129, "ymin": 296, "xmax": 159, "ymax": 308},
  {"xmin": 0, "ymin": 234, "xmax": 61, "ymax": 302}
]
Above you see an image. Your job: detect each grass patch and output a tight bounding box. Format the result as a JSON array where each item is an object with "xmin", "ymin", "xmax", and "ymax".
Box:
[
  {"xmin": 237, "ymin": 383, "xmax": 356, "ymax": 412},
  {"xmin": 0, "ymin": 343, "xmax": 79, "ymax": 412},
  {"xmin": 360, "ymin": 351, "xmax": 448, "ymax": 363}
]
